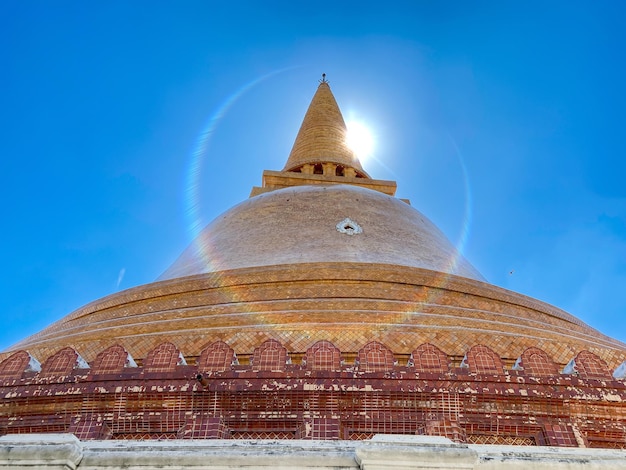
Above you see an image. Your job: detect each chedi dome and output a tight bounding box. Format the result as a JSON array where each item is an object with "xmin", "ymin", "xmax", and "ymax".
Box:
[
  {"xmin": 1, "ymin": 77, "xmax": 626, "ymax": 457},
  {"xmin": 158, "ymin": 184, "xmax": 485, "ymax": 282}
]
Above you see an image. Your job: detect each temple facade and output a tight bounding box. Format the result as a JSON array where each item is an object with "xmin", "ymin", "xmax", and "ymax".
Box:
[{"xmin": 1, "ymin": 77, "xmax": 625, "ymax": 468}]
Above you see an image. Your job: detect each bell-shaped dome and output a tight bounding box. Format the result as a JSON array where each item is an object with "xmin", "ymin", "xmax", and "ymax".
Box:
[{"xmin": 159, "ymin": 184, "xmax": 484, "ymax": 282}]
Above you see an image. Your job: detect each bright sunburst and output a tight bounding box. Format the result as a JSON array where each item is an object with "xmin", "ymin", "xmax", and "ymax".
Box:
[{"xmin": 346, "ymin": 120, "xmax": 375, "ymax": 165}]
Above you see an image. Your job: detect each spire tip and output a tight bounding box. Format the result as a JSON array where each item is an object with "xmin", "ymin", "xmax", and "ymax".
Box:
[{"xmin": 319, "ymin": 73, "xmax": 328, "ymax": 84}]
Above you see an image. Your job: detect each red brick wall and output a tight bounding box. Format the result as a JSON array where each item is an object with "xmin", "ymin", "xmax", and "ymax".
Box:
[{"xmin": 2, "ymin": 341, "xmax": 626, "ymax": 448}]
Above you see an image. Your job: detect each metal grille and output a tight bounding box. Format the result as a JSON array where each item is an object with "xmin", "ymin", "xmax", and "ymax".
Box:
[
  {"xmin": 112, "ymin": 432, "xmax": 178, "ymax": 440},
  {"xmin": 585, "ymin": 429, "xmax": 626, "ymax": 449},
  {"xmin": 587, "ymin": 440, "xmax": 626, "ymax": 449},
  {"xmin": 467, "ymin": 435, "xmax": 536, "ymax": 446},
  {"xmin": 231, "ymin": 431, "xmax": 295, "ymax": 439}
]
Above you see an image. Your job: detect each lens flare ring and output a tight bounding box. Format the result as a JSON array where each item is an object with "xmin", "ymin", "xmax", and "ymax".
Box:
[
  {"xmin": 185, "ymin": 68, "xmax": 297, "ymax": 273},
  {"xmin": 394, "ymin": 133, "xmax": 474, "ymax": 327}
]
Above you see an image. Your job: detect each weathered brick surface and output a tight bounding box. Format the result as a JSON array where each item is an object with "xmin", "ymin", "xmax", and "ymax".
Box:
[
  {"xmin": 304, "ymin": 341, "xmax": 342, "ymax": 371},
  {"xmin": 517, "ymin": 347, "xmax": 560, "ymax": 376},
  {"xmin": 1, "ymin": 358, "xmax": 625, "ymax": 448},
  {"xmin": 178, "ymin": 416, "xmax": 230, "ymax": 439},
  {"xmin": 411, "ymin": 343, "xmax": 449, "ymax": 373},
  {"xmin": 296, "ymin": 418, "xmax": 341, "ymax": 440},
  {"xmin": 252, "ymin": 339, "xmax": 288, "ymax": 372},
  {"xmin": 143, "ymin": 342, "xmax": 182, "ymax": 373},
  {"xmin": 357, "ymin": 341, "xmax": 395, "ymax": 372},
  {"xmin": 198, "ymin": 341, "xmax": 236, "ymax": 373},
  {"xmin": 40, "ymin": 347, "xmax": 83, "ymax": 378},
  {"xmin": 464, "ymin": 345, "xmax": 505, "ymax": 375},
  {"xmin": 0, "ymin": 351, "xmax": 32, "ymax": 380},
  {"xmin": 573, "ymin": 350, "xmax": 612, "ymax": 379},
  {"xmin": 90, "ymin": 344, "xmax": 131, "ymax": 375}
]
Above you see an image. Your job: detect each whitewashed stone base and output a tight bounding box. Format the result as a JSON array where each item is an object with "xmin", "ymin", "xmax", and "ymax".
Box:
[{"xmin": 0, "ymin": 434, "xmax": 625, "ymax": 469}]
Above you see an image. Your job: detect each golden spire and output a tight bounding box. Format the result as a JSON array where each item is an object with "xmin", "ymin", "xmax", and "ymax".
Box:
[{"xmin": 283, "ymin": 75, "xmax": 368, "ymax": 177}]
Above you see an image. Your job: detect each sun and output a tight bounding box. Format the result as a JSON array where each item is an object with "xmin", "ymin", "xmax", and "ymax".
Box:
[{"xmin": 345, "ymin": 120, "xmax": 375, "ymax": 165}]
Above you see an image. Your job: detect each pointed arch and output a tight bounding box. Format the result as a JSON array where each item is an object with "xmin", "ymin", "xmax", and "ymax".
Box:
[
  {"xmin": 144, "ymin": 342, "xmax": 185, "ymax": 373},
  {"xmin": 515, "ymin": 347, "xmax": 559, "ymax": 377},
  {"xmin": 0, "ymin": 350, "xmax": 38, "ymax": 379},
  {"xmin": 357, "ymin": 341, "xmax": 395, "ymax": 372},
  {"xmin": 304, "ymin": 340, "xmax": 341, "ymax": 371},
  {"xmin": 570, "ymin": 350, "xmax": 611, "ymax": 379},
  {"xmin": 197, "ymin": 341, "xmax": 237, "ymax": 373},
  {"xmin": 91, "ymin": 344, "xmax": 136, "ymax": 374},
  {"xmin": 252, "ymin": 339, "xmax": 288, "ymax": 372},
  {"xmin": 411, "ymin": 343, "xmax": 449, "ymax": 373},
  {"xmin": 464, "ymin": 345, "xmax": 504, "ymax": 375},
  {"xmin": 40, "ymin": 347, "xmax": 88, "ymax": 377}
]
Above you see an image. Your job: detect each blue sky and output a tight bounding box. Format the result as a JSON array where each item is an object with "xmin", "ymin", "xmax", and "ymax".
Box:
[{"xmin": 1, "ymin": 1, "xmax": 625, "ymax": 351}]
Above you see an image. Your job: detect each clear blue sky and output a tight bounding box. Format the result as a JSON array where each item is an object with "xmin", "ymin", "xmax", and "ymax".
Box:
[{"xmin": 2, "ymin": 1, "xmax": 625, "ymax": 351}]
